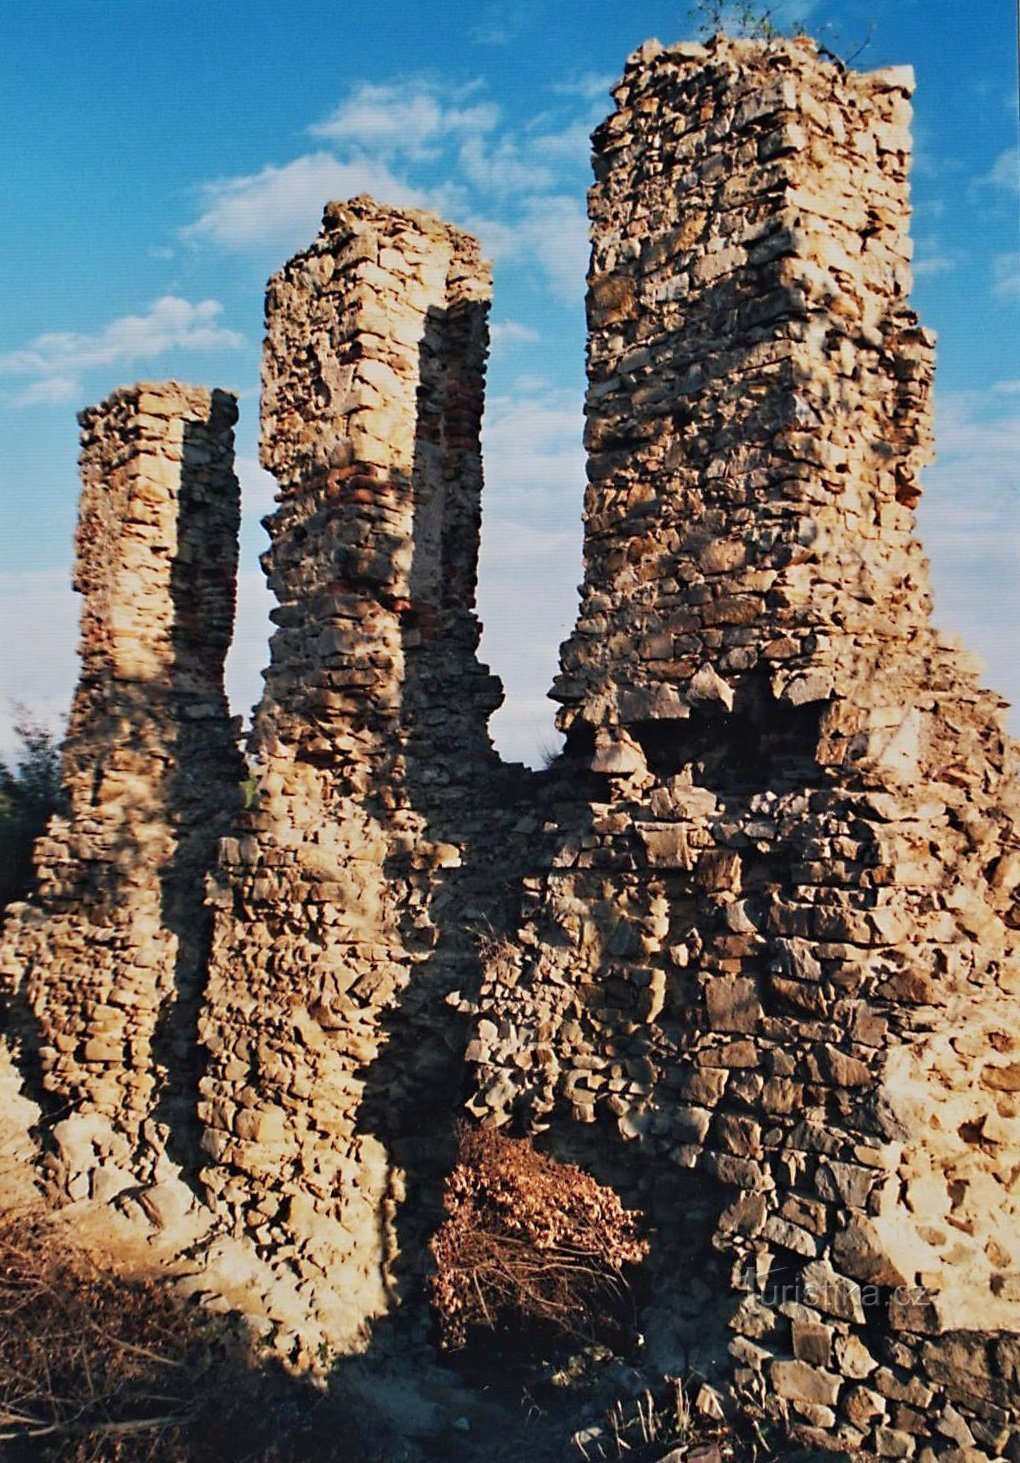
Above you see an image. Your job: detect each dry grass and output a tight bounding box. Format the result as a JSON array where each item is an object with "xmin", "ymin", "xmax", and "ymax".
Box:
[
  {"xmin": 0, "ymin": 1204, "xmax": 208, "ymax": 1459},
  {"xmin": 0, "ymin": 1200, "xmax": 366, "ymax": 1462},
  {"xmin": 429, "ymin": 1125, "xmax": 649, "ymax": 1351}
]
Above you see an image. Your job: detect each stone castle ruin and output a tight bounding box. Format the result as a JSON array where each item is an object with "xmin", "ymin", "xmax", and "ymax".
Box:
[{"xmin": 2, "ymin": 33, "xmax": 1019, "ymax": 1458}]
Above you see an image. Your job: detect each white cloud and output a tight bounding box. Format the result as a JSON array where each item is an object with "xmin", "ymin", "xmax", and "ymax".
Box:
[
  {"xmin": 0, "ymin": 559, "xmax": 275, "ymax": 758},
  {"xmin": 551, "ymin": 73, "xmax": 615, "ymax": 103},
  {"xmin": 515, "ymin": 194, "xmax": 591, "ymax": 302},
  {"xmin": 478, "ymin": 517, "xmax": 581, "ymax": 766},
  {"xmin": 475, "ymin": 386, "xmax": 586, "ymax": 764},
  {"xmin": 182, "ymin": 72, "xmax": 596, "ymax": 297},
  {"xmin": 917, "ymin": 392, "xmax": 1020, "ymax": 731},
  {"xmin": 225, "ymin": 568, "xmax": 274, "ymax": 730},
  {"xmin": 182, "ymin": 152, "xmax": 427, "ymax": 251},
  {"xmin": 992, "ymin": 252, "xmax": 1020, "ymax": 302},
  {"xmin": 489, "ymin": 320, "xmax": 540, "ymax": 355},
  {"xmin": 471, "ymin": 20, "xmax": 511, "ymax": 45},
  {"xmin": 0, "ymin": 571, "xmax": 78, "ymax": 762},
  {"xmin": 14, "ymin": 376, "xmax": 80, "ymax": 408},
  {"xmin": 236, "ymin": 454, "xmax": 279, "ymax": 521},
  {"xmin": 482, "ymin": 387, "xmax": 585, "ymax": 517},
  {"xmin": 458, "ymin": 134, "xmax": 558, "ymax": 194},
  {"xmin": 457, "ymin": 116, "xmax": 590, "ymax": 196},
  {"xmin": 0, "ymin": 298, "xmax": 243, "ymax": 404},
  {"xmin": 981, "ymin": 148, "xmax": 1019, "ymax": 193},
  {"xmin": 913, "ymin": 239, "xmax": 958, "ymax": 279},
  {"xmin": 913, "ymin": 255, "xmax": 957, "ymax": 280},
  {"xmin": 929, "ymin": 392, "xmax": 1020, "ymax": 482},
  {"xmin": 463, "ymin": 196, "xmax": 589, "ymax": 303},
  {"xmin": 912, "ymin": 121, "xmax": 965, "ymax": 183},
  {"xmin": 310, "ymin": 81, "xmax": 497, "ymax": 158},
  {"xmin": 469, "ymin": 4, "xmax": 531, "ymax": 46},
  {"xmin": 526, "ymin": 120, "xmax": 592, "ymax": 167}
]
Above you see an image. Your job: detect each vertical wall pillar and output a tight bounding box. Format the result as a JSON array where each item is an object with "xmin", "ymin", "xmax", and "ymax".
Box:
[
  {"xmin": 199, "ymin": 200, "xmax": 517, "ymax": 1358},
  {"xmin": 0, "ymin": 383, "xmax": 242, "ymax": 1203},
  {"xmin": 470, "ymin": 36, "xmax": 1020, "ymax": 1456}
]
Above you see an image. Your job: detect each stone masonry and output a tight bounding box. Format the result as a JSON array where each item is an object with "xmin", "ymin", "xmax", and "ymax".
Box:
[
  {"xmin": 467, "ymin": 34, "xmax": 1020, "ymax": 1457},
  {"xmin": 196, "ymin": 200, "xmax": 536, "ymax": 1356},
  {"xmin": 0, "ymin": 383, "xmax": 242, "ymax": 1211},
  {"xmin": 0, "ymin": 33, "xmax": 1018, "ymax": 1458}
]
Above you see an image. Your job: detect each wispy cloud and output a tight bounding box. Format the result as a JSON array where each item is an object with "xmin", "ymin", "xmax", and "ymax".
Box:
[
  {"xmin": 980, "ymin": 148, "xmax": 1019, "ymax": 194},
  {"xmin": 489, "ymin": 320, "xmax": 540, "ymax": 354},
  {"xmin": 913, "ymin": 236, "xmax": 960, "ymax": 279},
  {"xmin": 469, "ymin": 2, "xmax": 533, "ymax": 47},
  {"xmin": 912, "ymin": 121, "xmax": 965, "ymax": 183},
  {"xmin": 481, "ymin": 386, "xmax": 585, "ymax": 518},
  {"xmin": 14, "ymin": 376, "xmax": 80, "ymax": 408},
  {"xmin": 478, "ymin": 516, "xmax": 581, "ymax": 765},
  {"xmin": 182, "ymin": 152, "xmax": 427, "ymax": 251},
  {"xmin": 0, "ymin": 297, "xmax": 244, "ymax": 407},
  {"xmin": 225, "ymin": 568, "xmax": 275, "ymax": 730},
  {"xmin": 992, "ymin": 251, "xmax": 1020, "ymax": 302},
  {"xmin": 0, "ymin": 570, "xmax": 77, "ymax": 760},
  {"xmin": 458, "ymin": 133, "xmax": 558, "ymax": 193},
  {"xmin": 918, "ymin": 391, "xmax": 1020, "ymax": 728},
  {"xmin": 513, "ymin": 194, "xmax": 591, "ymax": 302},
  {"xmin": 310, "ymin": 80, "xmax": 497, "ymax": 158},
  {"xmin": 182, "ymin": 73, "xmax": 593, "ymax": 300},
  {"xmin": 551, "ymin": 73, "xmax": 615, "ymax": 103},
  {"xmin": 235, "ymin": 454, "xmax": 279, "ymax": 520}
]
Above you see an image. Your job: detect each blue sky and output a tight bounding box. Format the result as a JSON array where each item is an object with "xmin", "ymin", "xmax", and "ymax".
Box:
[{"xmin": 1, "ymin": 0, "xmax": 1017, "ymax": 766}]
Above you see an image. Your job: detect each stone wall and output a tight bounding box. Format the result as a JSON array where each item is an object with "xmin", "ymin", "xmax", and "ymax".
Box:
[
  {"xmin": 197, "ymin": 200, "xmax": 538, "ymax": 1357},
  {"xmin": 0, "ymin": 383, "xmax": 242, "ymax": 1212},
  {"xmin": 467, "ymin": 35, "xmax": 1020, "ymax": 1457},
  {"xmin": 0, "ymin": 35, "xmax": 1017, "ymax": 1456}
]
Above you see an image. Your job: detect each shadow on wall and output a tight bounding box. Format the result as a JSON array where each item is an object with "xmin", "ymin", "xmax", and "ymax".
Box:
[
  {"xmin": 152, "ymin": 404, "xmax": 244, "ymax": 1194},
  {"xmin": 351, "ymin": 296, "xmax": 543, "ymax": 1327}
]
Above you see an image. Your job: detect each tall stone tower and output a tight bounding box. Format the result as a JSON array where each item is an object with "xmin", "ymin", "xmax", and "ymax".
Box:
[
  {"xmin": 0, "ymin": 384, "xmax": 242, "ymax": 1205},
  {"xmin": 198, "ymin": 200, "xmax": 534, "ymax": 1357},
  {"xmin": 469, "ymin": 36, "xmax": 1020, "ymax": 1457}
]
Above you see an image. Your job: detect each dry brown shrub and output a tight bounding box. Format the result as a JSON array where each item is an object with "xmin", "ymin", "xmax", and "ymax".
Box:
[{"xmin": 428, "ymin": 1125, "xmax": 649, "ymax": 1351}]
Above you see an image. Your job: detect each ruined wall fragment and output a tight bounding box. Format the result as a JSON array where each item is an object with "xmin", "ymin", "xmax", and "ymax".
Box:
[
  {"xmin": 470, "ymin": 37, "xmax": 1020, "ymax": 1457},
  {"xmin": 0, "ymin": 383, "xmax": 242, "ymax": 1210},
  {"xmin": 198, "ymin": 200, "xmax": 537, "ymax": 1359}
]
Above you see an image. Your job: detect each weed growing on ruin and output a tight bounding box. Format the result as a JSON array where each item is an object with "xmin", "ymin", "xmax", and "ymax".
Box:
[
  {"xmin": 688, "ymin": 1, "xmax": 795, "ymax": 41},
  {"xmin": 604, "ymin": 1377, "xmax": 695, "ymax": 1457},
  {"xmin": 429, "ymin": 1124, "xmax": 648, "ymax": 1352},
  {"xmin": 687, "ymin": 1, "xmax": 874, "ymax": 64}
]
